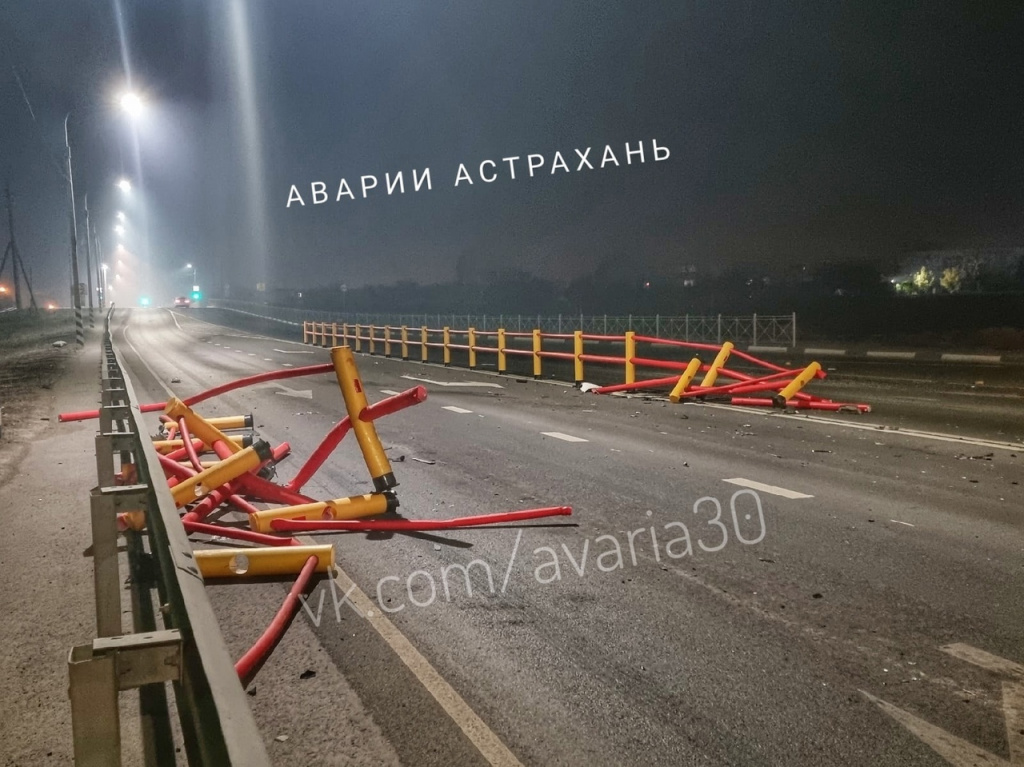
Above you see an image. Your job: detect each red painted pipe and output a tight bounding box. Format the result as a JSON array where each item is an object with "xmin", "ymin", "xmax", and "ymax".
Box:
[
  {"xmin": 270, "ymin": 505, "xmax": 572, "ymax": 532},
  {"xmin": 730, "ymin": 397, "xmax": 871, "ymax": 412},
  {"xmin": 286, "ymin": 417, "xmax": 351, "ymax": 492},
  {"xmin": 178, "ymin": 418, "xmax": 204, "ymax": 472},
  {"xmin": 235, "ymin": 555, "xmax": 319, "ymax": 688},
  {"xmin": 183, "ymin": 520, "xmax": 298, "ymax": 547},
  {"xmin": 593, "ymin": 376, "xmax": 681, "ymax": 394},
  {"xmin": 358, "ymin": 385, "xmax": 427, "ymax": 422},
  {"xmin": 59, "ymin": 362, "xmax": 335, "ymax": 422}
]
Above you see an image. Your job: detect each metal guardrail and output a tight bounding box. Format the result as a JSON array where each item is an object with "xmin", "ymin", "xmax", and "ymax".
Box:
[
  {"xmin": 68, "ymin": 309, "xmax": 270, "ymax": 766},
  {"xmin": 209, "ymin": 299, "xmax": 797, "ymax": 347}
]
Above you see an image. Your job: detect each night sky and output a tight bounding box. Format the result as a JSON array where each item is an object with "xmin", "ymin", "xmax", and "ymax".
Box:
[{"xmin": 1, "ymin": 1, "xmax": 1022, "ymax": 305}]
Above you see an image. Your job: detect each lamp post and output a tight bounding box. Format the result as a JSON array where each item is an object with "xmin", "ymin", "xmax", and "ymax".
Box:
[{"xmin": 64, "ymin": 113, "xmax": 84, "ymax": 346}]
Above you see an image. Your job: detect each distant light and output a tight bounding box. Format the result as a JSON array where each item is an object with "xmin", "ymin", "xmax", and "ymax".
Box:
[
  {"xmin": 116, "ymin": 211, "xmax": 126, "ymax": 222},
  {"xmin": 120, "ymin": 92, "xmax": 144, "ymax": 118},
  {"xmin": 46, "ymin": 302, "xmax": 58, "ymax": 310},
  {"xmin": 191, "ymin": 290, "xmax": 202, "ymax": 302},
  {"xmin": 0, "ymin": 285, "xmax": 7, "ymax": 294},
  {"xmin": 114, "ymin": 224, "xmax": 125, "ymax": 236},
  {"xmin": 185, "ymin": 263, "xmax": 193, "ymax": 270},
  {"xmin": 117, "ymin": 178, "xmax": 132, "ymax": 193},
  {"xmin": 139, "ymin": 296, "xmax": 151, "ymax": 307}
]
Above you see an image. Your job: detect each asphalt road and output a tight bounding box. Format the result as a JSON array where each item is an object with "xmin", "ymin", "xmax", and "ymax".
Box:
[{"xmin": 113, "ymin": 308, "xmax": 1024, "ymax": 767}]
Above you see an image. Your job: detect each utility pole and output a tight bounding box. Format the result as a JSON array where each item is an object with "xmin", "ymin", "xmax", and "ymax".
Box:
[
  {"xmin": 6, "ymin": 186, "xmax": 22, "ymax": 311},
  {"xmin": 83, "ymin": 194, "xmax": 94, "ymax": 325},
  {"xmin": 64, "ymin": 113, "xmax": 84, "ymax": 346}
]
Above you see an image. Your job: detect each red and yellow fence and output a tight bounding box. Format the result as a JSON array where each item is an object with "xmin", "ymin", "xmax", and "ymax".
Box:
[{"xmin": 301, "ymin": 321, "xmax": 871, "ymax": 412}]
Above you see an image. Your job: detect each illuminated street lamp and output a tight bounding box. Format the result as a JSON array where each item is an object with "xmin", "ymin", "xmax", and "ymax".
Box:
[
  {"xmin": 114, "ymin": 224, "xmax": 125, "ymax": 236},
  {"xmin": 119, "ymin": 91, "xmax": 144, "ymax": 118},
  {"xmin": 117, "ymin": 178, "xmax": 132, "ymax": 193},
  {"xmin": 116, "ymin": 211, "xmax": 125, "ymax": 222}
]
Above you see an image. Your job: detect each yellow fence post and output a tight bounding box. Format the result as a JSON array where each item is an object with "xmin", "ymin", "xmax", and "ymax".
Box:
[
  {"xmin": 573, "ymin": 330, "xmax": 584, "ymax": 383},
  {"xmin": 443, "ymin": 327, "xmax": 452, "ymax": 366},
  {"xmin": 332, "ymin": 322, "xmax": 338, "ymax": 346},
  {"xmin": 669, "ymin": 358, "xmax": 702, "ymax": 403},
  {"xmin": 532, "ymin": 328, "xmax": 542, "ymax": 379},
  {"xmin": 248, "ymin": 493, "xmax": 395, "ymax": 533},
  {"xmin": 330, "ymin": 346, "xmax": 396, "ymax": 491},
  {"xmin": 342, "ymin": 322, "xmax": 349, "ymax": 345},
  {"xmin": 194, "ymin": 544, "xmax": 335, "ymax": 579},
  {"xmin": 773, "ymin": 361, "xmax": 821, "ymax": 406},
  {"xmin": 421, "ymin": 326, "xmax": 429, "ymax": 362},
  {"xmin": 369, "ymin": 325, "xmax": 377, "ymax": 355},
  {"xmin": 700, "ymin": 341, "xmax": 734, "ymax": 388},
  {"xmin": 354, "ymin": 324, "xmax": 362, "ymax": 352},
  {"xmin": 384, "ymin": 326, "xmax": 392, "ymax": 357},
  {"xmin": 468, "ymin": 328, "xmax": 477, "ymax": 369},
  {"xmin": 401, "ymin": 326, "xmax": 409, "ymax": 360},
  {"xmin": 303, "ymin": 321, "xmax": 309, "ymax": 344},
  {"xmin": 497, "ymin": 328, "xmax": 507, "ymax": 373},
  {"xmin": 164, "ymin": 398, "xmax": 243, "ymax": 456},
  {"xmin": 169, "ymin": 441, "xmax": 272, "ymax": 507},
  {"xmin": 624, "ymin": 331, "xmax": 636, "ymax": 385}
]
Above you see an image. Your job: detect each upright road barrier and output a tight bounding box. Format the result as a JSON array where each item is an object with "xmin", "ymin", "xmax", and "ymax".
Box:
[{"xmin": 61, "ymin": 309, "xmax": 573, "ymax": 764}]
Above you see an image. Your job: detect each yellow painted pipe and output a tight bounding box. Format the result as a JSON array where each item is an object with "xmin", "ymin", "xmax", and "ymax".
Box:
[
  {"xmin": 669, "ymin": 358, "xmax": 703, "ymax": 403},
  {"xmin": 401, "ymin": 326, "xmax": 409, "ymax": 360},
  {"xmin": 573, "ymin": 330, "xmax": 584, "ymax": 383},
  {"xmin": 624, "ymin": 331, "xmax": 636, "ymax": 385},
  {"xmin": 468, "ymin": 328, "xmax": 477, "ymax": 368},
  {"xmin": 249, "ymin": 493, "xmax": 394, "ymax": 533},
  {"xmin": 153, "ymin": 434, "xmax": 248, "ymax": 454},
  {"xmin": 330, "ymin": 346, "xmax": 396, "ymax": 491},
  {"xmin": 532, "ymin": 329, "xmax": 542, "ymax": 378},
  {"xmin": 420, "ymin": 326, "xmax": 429, "ymax": 362},
  {"xmin": 165, "ymin": 398, "xmax": 242, "ymax": 456},
  {"xmin": 774, "ymin": 361, "xmax": 821, "ymax": 405},
  {"xmin": 170, "ymin": 441, "xmax": 271, "ymax": 507},
  {"xmin": 497, "ymin": 328, "xmax": 507, "ymax": 373},
  {"xmin": 700, "ymin": 341, "xmax": 734, "ymax": 389},
  {"xmin": 194, "ymin": 544, "xmax": 335, "ymax": 579},
  {"xmin": 443, "ymin": 327, "xmax": 451, "ymax": 366}
]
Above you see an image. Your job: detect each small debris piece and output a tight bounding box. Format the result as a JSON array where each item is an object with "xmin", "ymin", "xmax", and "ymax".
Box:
[
  {"xmin": 274, "ymin": 735, "xmax": 289, "ymax": 743},
  {"xmin": 51, "ymin": 340, "xmax": 67, "ymax": 348},
  {"xmin": 579, "ymin": 382, "xmax": 600, "ymax": 392},
  {"xmin": 299, "ymin": 669, "xmax": 316, "ymax": 680},
  {"xmin": 411, "ymin": 457, "xmax": 436, "ymax": 465},
  {"xmin": 812, "ymin": 593, "xmax": 823, "ymax": 599},
  {"xmin": 394, "ymin": 455, "xmax": 406, "ymax": 462},
  {"xmin": 812, "ymin": 449, "xmax": 832, "ymax": 454},
  {"xmin": 171, "ymin": 377, "xmax": 181, "ymax": 383}
]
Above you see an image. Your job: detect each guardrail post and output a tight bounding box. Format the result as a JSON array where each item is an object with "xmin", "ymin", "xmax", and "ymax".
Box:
[
  {"xmin": 69, "ymin": 645, "xmax": 120, "ymax": 767},
  {"xmin": 421, "ymin": 326, "xmax": 429, "ymax": 362},
  {"xmin": 401, "ymin": 326, "xmax": 409, "ymax": 360},
  {"xmin": 532, "ymin": 328, "xmax": 542, "ymax": 379},
  {"xmin": 656, "ymin": 314, "xmax": 660, "ymax": 337},
  {"xmin": 342, "ymin": 322, "xmax": 349, "ymax": 345},
  {"xmin": 752, "ymin": 314, "xmax": 757, "ymax": 346},
  {"xmin": 604, "ymin": 315, "xmax": 607, "ymax": 334},
  {"xmin": 384, "ymin": 325, "xmax": 392, "ymax": 357},
  {"xmin": 624, "ymin": 331, "xmax": 636, "ymax": 384},
  {"xmin": 792, "ymin": 311, "xmax": 797, "ymax": 348},
  {"xmin": 354, "ymin": 324, "xmax": 362, "ymax": 352},
  {"xmin": 443, "ymin": 327, "xmax": 451, "ymax": 366},
  {"xmin": 369, "ymin": 325, "xmax": 377, "ymax": 355},
  {"xmin": 302, "ymin": 321, "xmax": 309, "ymax": 344},
  {"xmin": 573, "ymin": 330, "xmax": 584, "ymax": 383},
  {"xmin": 332, "ymin": 322, "xmax": 338, "ymax": 346},
  {"xmin": 497, "ymin": 328, "xmax": 507, "ymax": 373},
  {"xmin": 468, "ymin": 328, "xmax": 477, "ymax": 369},
  {"xmin": 717, "ymin": 314, "xmax": 722, "ymax": 344}
]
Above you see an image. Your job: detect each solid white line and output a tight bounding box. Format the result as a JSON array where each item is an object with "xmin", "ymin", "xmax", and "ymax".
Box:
[
  {"xmin": 866, "ymin": 351, "xmax": 916, "ymax": 359},
  {"xmin": 122, "ymin": 325, "xmax": 176, "ymax": 399},
  {"xmin": 702, "ymin": 403, "xmax": 1024, "ymax": 453},
  {"xmin": 747, "ymin": 345, "xmax": 787, "ymax": 353},
  {"xmin": 380, "ymin": 389, "xmax": 401, "ymax": 396},
  {"xmin": 295, "ymin": 533, "xmax": 524, "ymax": 767},
  {"xmin": 890, "ymin": 519, "xmax": 915, "ymax": 527},
  {"xmin": 723, "ymin": 478, "xmax": 813, "ymax": 499},
  {"xmin": 443, "ymin": 406, "xmax": 473, "ymax": 414},
  {"xmin": 541, "ymin": 431, "xmax": 589, "ymax": 443},
  {"xmin": 168, "ymin": 309, "xmax": 185, "ymax": 332},
  {"xmin": 804, "ymin": 348, "xmax": 846, "ymax": 356},
  {"xmin": 274, "ymin": 348, "xmax": 315, "ymax": 354}
]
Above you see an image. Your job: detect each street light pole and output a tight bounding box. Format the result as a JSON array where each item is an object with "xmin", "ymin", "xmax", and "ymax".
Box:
[
  {"xmin": 83, "ymin": 193, "xmax": 95, "ymax": 325},
  {"xmin": 64, "ymin": 113, "xmax": 84, "ymax": 346}
]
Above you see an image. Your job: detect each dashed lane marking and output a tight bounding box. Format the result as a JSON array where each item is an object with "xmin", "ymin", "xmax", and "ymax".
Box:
[
  {"xmin": 722, "ymin": 478, "xmax": 813, "ymax": 499},
  {"xmin": 443, "ymin": 406, "xmax": 473, "ymax": 414},
  {"xmin": 402, "ymin": 375, "xmax": 503, "ymax": 388},
  {"xmin": 541, "ymin": 431, "xmax": 589, "ymax": 443},
  {"xmin": 380, "ymin": 389, "xmax": 401, "ymax": 396},
  {"xmin": 274, "ymin": 348, "xmax": 315, "ymax": 354},
  {"xmin": 890, "ymin": 519, "xmax": 915, "ymax": 527}
]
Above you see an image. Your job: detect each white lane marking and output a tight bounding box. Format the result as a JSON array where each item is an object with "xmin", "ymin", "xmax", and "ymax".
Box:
[
  {"xmin": 941, "ymin": 644, "xmax": 1024, "ymax": 682},
  {"xmin": 274, "ymin": 348, "xmax": 315, "ymax": 354},
  {"xmin": 860, "ymin": 690, "xmax": 1012, "ymax": 766},
  {"xmin": 295, "ymin": 536, "xmax": 524, "ymax": 767},
  {"xmin": 272, "ymin": 383, "xmax": 313, "ymax": 399},
  {"xmin": 804, "ymin": 348, "xmax": 846, "ymax": 356},
  {"xmin": 747, "ymin": 345, "xmax": 787, "ymax": 353},
  {"xmin": 890, "ymin": 519, "xmax": 915, "ymax": 527},
  {"xmin": 380, "ymin": 389, "xmax": 401, "ymax": 396},
  {"xmin": 867, "ymin": 351, "xmax": 917, "ymax": 359},
  {"xmin": 443, "ymin": 406, "xmax": 473, "ymax": 414},
  {"xmin": 723, "ymin": 478, "xmax": 813, "ymax": 499},
  {"xmin": 168, "ymin": 309, "xmax": 185, "ymax": 332},
  {"xmin": 235, "ymin": 349, "xmax": 245, "ymax": 353},
  {"xmin": 122, "ymin": 325, "xmax": 176, "ymax": 399},
  {"xmin": 402, "ymin": 375, "xmax": 503, "ymax": 388},
  {"xmin": 703, "ymin": 404, "xmax": 1024, "ymax": 453},
  {"xmin": 541, "ymin": 431, "xmax": 589, "ymax": 443},
  {"xmin": 282, "ymin": 363, "xmax": 293, "ymax": 368},
  {"xmin": 942, "ymin": 353, "xmax": 1002, "ymax": 364},
  {"xmin": 248, "ymin": 353, "xmax": 255, "ymax": 356},
  {"xmin": 263, "ymin": 358, "xmax": 273, "ymax": 361}
]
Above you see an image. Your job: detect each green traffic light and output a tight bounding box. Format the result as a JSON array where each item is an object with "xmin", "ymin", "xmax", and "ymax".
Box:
[{"xmin": 191, "ymin": 291, "xmax": 202, "ymax": 301}]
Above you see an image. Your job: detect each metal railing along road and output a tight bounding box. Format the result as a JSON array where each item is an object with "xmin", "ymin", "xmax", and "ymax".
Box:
[{"xmin": 209, "ymin": 299, "xmax": 797, "ymax": 348}]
